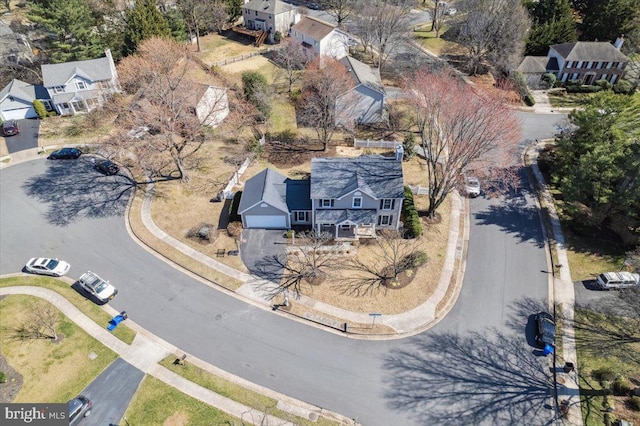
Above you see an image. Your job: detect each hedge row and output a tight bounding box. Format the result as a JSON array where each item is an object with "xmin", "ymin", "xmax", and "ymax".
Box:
[
  {"xmin": 512, "ymin": 71, "xmax": 536, "ymax": 106},
  {"xmin": 229, "ymin": 191, "xmax": 242, "ymax": 222},
  {"xmin": 402, "ymin": 186, "xmax": 422, "ymax": 238}
]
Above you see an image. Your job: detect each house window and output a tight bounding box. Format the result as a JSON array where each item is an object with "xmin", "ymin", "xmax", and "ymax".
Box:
[
  {"xmin": 378, "ymin": 215, "xmax": 393, "ymax": 226},
  {"xmin": 60, "ymin": 102, "xmax": 70, "ymax": 109},
  {"xmin": 611, "ymin": 62, "xmax": 618, "ymax": 69},
  {"xmin": 596, "ymin": 62, "xmax": 602, "ymax": 69},
  {"xmin": 320, "ymin": 199, "xmax": 334, "ymax": 208},
  {"xmin": 42, "ymin": 100, "xmax": 52, "ymax": 110},
  {"xmin": 352, "ymin": 197, "xmax": 362, "ymax": 208},
  {"xmin": 601, "ymin": 74, "xmax": 607, "ymax": 81},
  {"xmin": 566, "ymin": 61, "xmax": 573, "ymax": 68},
  {"xmin": 255, "ymin": 10, "xmax": 257, "ymax": 15},
  {"xmin": 580, "ymin": 61, "xmax": 587, "ymax": 69},
  {"xmin": 380, "ymin": 199, "xmax": 394, "ymax": 210},
  {"xmin": 571, "ymin": 73, "xmax": 579, "ymax": 80},
  {"xmin": 294, "ymin": 211, "xmax": 309, "ymax": 222},
  {"xmin": 75, "ymin": 81, "xmax": 87, "ymax": 90},
  {"xmin": 606, "ymin": 62, "xmax": 612, "ymax": 69},
  {"xmin": 340, "ymin": 224, "xmax": 350, "ymax": 230},
  {"xmin": 610, "ymin": 74, "xmax": 618, "ymax": 84},
  {"xmin": 53, "ymin": 86, "xmax": 64, "ymax": 93}
]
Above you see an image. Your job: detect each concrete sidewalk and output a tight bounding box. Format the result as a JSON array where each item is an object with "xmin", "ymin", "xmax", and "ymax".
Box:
[{"xmin": 0, "ymin": 283, "xmax": 352, "ymax": 426}]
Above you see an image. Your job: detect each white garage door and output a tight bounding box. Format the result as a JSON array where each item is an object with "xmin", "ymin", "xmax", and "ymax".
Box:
[
  {"xmin": 245, "ymin": 215, "xmax": 287, "ymax": 229},
  {"xmin": 2, "ymin": 107, "xmax": 37, "ymax": 120}
]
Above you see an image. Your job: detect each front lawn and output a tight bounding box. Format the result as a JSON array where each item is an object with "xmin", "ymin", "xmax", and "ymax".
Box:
[
  {"xmin": 547, "ymin": 91, "xmax": 595, "ymax": 108},
  {"xmin": 0, "ymin": 295, "xmax": 117, "ymax": 402}
]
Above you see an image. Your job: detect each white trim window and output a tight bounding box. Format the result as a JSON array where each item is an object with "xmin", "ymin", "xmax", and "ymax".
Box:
[
  {"xmin": 378, "ymin": 215, "xmax": 393, "ymax": 226},
  {"xmin": 75, "ymin": 81, "xmax": 87, "ymax": 90},
  {"xmin": 352, "ymin": 197, "xmax": 362, "ymax": 208},
  {"xmin": 380, "ymin": 199, "xmax": 395, "ymax": 210},
  {"xmin": 320, "ymin": 199, "xmax": 334, "ymax": 208},
  {"xmin": 53, "ymin": 86, "xmax": 64, "ymax": 94},
  {"xmin": 294, "ymin": 211, "xmax": 309, "ymax": 222}
]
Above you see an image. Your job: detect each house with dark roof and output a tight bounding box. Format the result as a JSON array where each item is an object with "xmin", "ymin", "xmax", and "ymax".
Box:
[
  {"xmin": 290, "ymin": 16, "xmax": 350, "ymax": 61},
  {"xmin": 0, "ymin": 79, "xmax": 52, "ymax": 121},
  {"xmin": 518, "ymin": 38, "xmax": 628, "ymax": 88},
  {"xmin": 41, "ymin": 49, "xmax": 120, "ymax": 116},
  {"xmin": 238, "ymin": 152, "xmax": 404, "ymax": 238},
  {"xmin": 336, "ymin": 56, "xmax": 386, "ymax": 126},
  {"xmin": 242, "ymin": 0, "xmax": 299, "ymax": 43}
]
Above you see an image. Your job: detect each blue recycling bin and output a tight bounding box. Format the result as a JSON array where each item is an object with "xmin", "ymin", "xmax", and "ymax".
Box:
[
  {"xmin": 543, "ymin": 344, "xmax": 554, "ymax": 356},
  {"xmin": 107, "ymin": 311, "xmax": 128, "ymax": 331}
]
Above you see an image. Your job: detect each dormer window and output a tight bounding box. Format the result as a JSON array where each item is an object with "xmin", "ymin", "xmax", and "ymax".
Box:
[
  {"xmin": 75, "ymin": 81, "xmax": 87, "ymax": 90},
  {"xmin": 53, "ymin": 86, "xmax": 64, "ymax": 93}
]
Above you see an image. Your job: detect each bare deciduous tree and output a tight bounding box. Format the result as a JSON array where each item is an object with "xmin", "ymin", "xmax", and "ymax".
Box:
[
  {"xmin": 298, "ymin": 57, "xmax": 356, "ymax": 151},
  {"xmin": 431, "ymin": 0, "xmax": 447, "ymax": 38},
  {"xmin": 405, "ymin": 69, "xmax": 521, "ymax": 217},
  {"xmin": 340, "ymin": 230, "xmax": 427, "ymax": 296},
  {"xmin": 271, "ymin": 38, "xmax": 309, "ymax": 93},
  {"xmin": 106, "ymin": 37, "xmax": 229, "ymax": 182},
  {"xmin": 325, "ymin": 0, "xmax": 358, "ymax": 26},
  {"xmin": 352, "ymin": 0, "xmax": 412, "ymax": 71},
  {"xmin": 8, "ymin": 301, "xmax": 60, "ymax": 341},
  {"xmin": 252, "ymin": 231, "xmax": 341, "ymax": 300},
  {"xmin": 178, "ymin": 0, "xmax": 229, "ymax": 52},
  {"xmin": 447, "ymin": 0, "xmax": 530, "ymax": 75}
]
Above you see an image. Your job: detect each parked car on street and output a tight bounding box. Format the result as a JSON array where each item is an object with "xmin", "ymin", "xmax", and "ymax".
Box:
[
  {"xmin": 25, "ymin": 257, "xmax": 71, "ymax": 277},
  {"xmin": 48, "ymin": 147, "xmax": 82, "ymax": 159},
  {"xmin": 534, "ymin": 311, "xmax": 556, "ymax": 348},
  {"xmin": 465, "ymin": 176, "xmax": 481, "ymax": 197},
  {"xmin": 78, "ymin": 271, "xmax": 118, "ymax": 303},
  {"xmin": 95, "ymin": 160, "xmax": 119, "ymax": 175},
  {"xmin": 1, "ymin": 119, "xmax": 20, "ymax": 136},
  {"xmin": 68, "ymin": 395, "xmax": 92, "ymax": 425}
]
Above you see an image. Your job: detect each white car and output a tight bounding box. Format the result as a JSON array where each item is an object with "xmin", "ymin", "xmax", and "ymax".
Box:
[
  {"xmin": 78, "ymin": 271, "xmax": 118, "ymax": 303},
  {"xmin": 25, "ymin": 257, "xmax": 71, "ymax": 277},
  {"xmin": 465, "ymin": 177, "xmax": 481, "ymax": 197}
]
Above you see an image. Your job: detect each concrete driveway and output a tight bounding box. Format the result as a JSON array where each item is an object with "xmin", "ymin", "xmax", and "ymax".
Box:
[
  {"xmin": 77, "ymin": 358, "xmax": 144, "ymax": 425},
  {"xmin": 2, "ymin": 119, "xmax": 40, "ymax": 154},
  {"xmin": 240, "ymin": 229, "xmax": 287, "ymax": 282}
]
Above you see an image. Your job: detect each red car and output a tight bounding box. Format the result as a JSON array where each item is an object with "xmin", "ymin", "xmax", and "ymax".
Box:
[{"xmin": 1, "ymin": 120, "xmax": 19, "ymax": 136}]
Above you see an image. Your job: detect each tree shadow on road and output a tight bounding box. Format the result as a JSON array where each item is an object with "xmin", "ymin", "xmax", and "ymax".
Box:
[
  {"xmin": 383, "ymin": 330, "xmax": 556, "ymax": 426},
  {"xmin": 473, "ymin": 196, "xmax": 545, "ymax": 248},
  {"xmin": 21, "ymin": 157, "xmax": 134, "ymax": 227}
]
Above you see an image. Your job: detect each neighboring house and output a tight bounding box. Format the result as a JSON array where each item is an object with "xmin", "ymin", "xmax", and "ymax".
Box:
[
  {"xmin": 239, "ymin": 152, "xmax": 405, "ymax": 239},
  {"xmin": 242, "ymin": 0, "xmax": 299, "ymax": 43},
  {"xmin": 194, "ymin": 84, "xmax": 229, "ymax": 128},
  {"xmin": 336, "ymin": 56, "xmax": 386, "ymax": 126},
  {"xmin": 41, "ymin": 49, "xmax": 120, "ymax": 116},
  {"xmin": 0, "ymin": 20, "xmax": 34, "ymax": 65},
  {"xmin": 0, "ymin": 79, "xmax": 52, "ymax": 121},
  {"xmin": 290, "ymin": 16, "xmax": 349, "ymax": 61},
  {"xmin": 518, "ymin": 37, "xmax": 628, "ymax": 88}
]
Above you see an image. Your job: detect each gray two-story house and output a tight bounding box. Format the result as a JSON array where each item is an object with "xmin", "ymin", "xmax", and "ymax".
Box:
[
  {"xmin": 238, "ymin": 153, "xmax": 404, "ymax": 239},
  {"xmin": 41, "ymin": 49, "xmax": 120, "ymax": 116}
]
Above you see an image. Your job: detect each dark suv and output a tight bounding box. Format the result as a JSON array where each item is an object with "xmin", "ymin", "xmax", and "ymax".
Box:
[
  {"xmin": 95, "ymin": 160, "xmax": 119, "ymax": 175},
  {"xmin": 1, "ymin": 120, "xmax": 20, "ymax": 136},
  {"xmin": 68, "ymin": 395, "xmax": 92, "ymax": 425},
  {"xmin": 534, "ymin": 311, "xmax": 556, "ymax": 348}
]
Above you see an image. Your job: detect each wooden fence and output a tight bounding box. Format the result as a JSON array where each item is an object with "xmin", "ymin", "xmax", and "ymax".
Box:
[{"xmin": 354, "ymin": 139, "xmax": 401, "ymax": 149}]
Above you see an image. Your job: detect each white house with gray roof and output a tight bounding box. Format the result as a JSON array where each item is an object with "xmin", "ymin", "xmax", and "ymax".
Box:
[
  {"xmin": 41, "ymin": 49, "xmax": 120, "ymax": 116},
  {"xmin": 239, "ymin": 154, "xmax": 404, "ymax": 239},
  {"xmin": 336, "ymin": 56, "xmax": 386, "ymax": 126},
  {"xmin": 290, "ymin": 16, "xmax": 349, "ymax": 62},
  {"xmin": 0, "ymin": 79, "xmax": 52, "ymax": 121},
  {"xmin": 242, "ymin": 0, "xmax": 299, "ymax": 43}
]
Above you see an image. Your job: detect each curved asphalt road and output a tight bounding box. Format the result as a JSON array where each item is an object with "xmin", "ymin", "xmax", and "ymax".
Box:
[{"xmin": 0, "ymin": 113, "xmax": 565, "ymax": 425}]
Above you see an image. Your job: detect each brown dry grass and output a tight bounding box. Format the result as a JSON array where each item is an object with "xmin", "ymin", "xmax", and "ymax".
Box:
[{"xmin": 198, "ymin": 32, "xmax": 271, "ymax": 66}]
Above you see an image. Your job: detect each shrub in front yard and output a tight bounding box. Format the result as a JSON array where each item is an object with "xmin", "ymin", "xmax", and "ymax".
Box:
[
  {"xmin": 33, "ymin": 100, "xmax": 47, "ymax": 119},
  {"xmin": 592, "ymin": 366, "xmax": 618, "ymax": 384},
  {"xmin": 613, "ymin": 376, "xmax": 633, "ymax": 396},
  {"xmin": 511, "ymin": 71, "xmax": 535, "ymax": 106},
  {"xmin": 565, "ymin": 84, "xmax": 603, "ymax": 93},
  {"xmin": 613, "ymin": 80, "xmax": 633, "ymax": 95},
  {"xmin": 227, "ymin": 221, "xmax": 242, "ymax": 238},
  {"xmin": 186, "ymin": 223, "xmax": 216, "ymax": 243},
  {"xmin": 541, "ymin": 73, "xmax": 556, "ymax": 88},
  {"xmin": 628, "ymin": 395, "xmax": 640, "ymax": 411},
  {"xmin": 228, "ymin": 191, "xmax": 242, "ymax": 222},
  {"xmin": 402, "ymin": 187, "xmax": 422, "ymax": 238},
  {"xmin": 595, "ymin": 80, "xmax": 613, "ymax": 90}
]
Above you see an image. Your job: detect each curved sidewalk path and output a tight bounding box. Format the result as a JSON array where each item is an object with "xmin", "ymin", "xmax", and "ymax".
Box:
[
  {"xmin": 140, "ymin": 185, "xmax": 467, "ymax": 336},
  {"xmin": 0, "ymin": 283, "xmax": 353, "ymax": 426}
]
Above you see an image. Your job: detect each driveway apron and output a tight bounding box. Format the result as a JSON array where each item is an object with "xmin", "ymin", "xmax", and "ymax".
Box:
[{"xmin": 240, "ymin": 229, "xmax": 287, "ymax": 283}]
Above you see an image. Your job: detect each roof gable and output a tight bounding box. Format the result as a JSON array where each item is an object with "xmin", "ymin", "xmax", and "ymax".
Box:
[
  {"xmin": 339, "ymin": 56, "xmax": 384, "ymax": 93},
  {"xmin": 291, "ymin": 16, "xmax": 335, "ymax": 41},
  {"xmin": 243, "ymin": 0, "xmax": 295, "ymax": 14},
  {"xmin": 310, "ymin": 156, "xmax": 404, "ymax": 200},
  {"xmin": 41, "ymin": 53, "xmax": 116, "ymax": 87},
  {"xmin": 550, "ymin": 41, "xmax": 628, "ymax": 62},
  {"xmin": 0, "ymin": 79, "xmax": 50, "ymax": 105}
]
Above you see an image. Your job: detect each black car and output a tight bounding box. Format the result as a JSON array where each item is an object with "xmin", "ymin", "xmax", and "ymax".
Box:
[
  {"xmin": 68, "ymin": 395, "xmax": 92, "ymax": 425},
  {"xmin": 2, "ymin": 119, "xmax": 20, "ymax": 136},
  {"xmin": 95, "ymin": 159, "xmax": 119, "ymax": 175},
  {"xmin": 534, "ymin": 311, "xmax": 556, "ymax": 348},
  {"xmin": 48, "ymin": 147, "xmax": 82, "ymax": 159}
]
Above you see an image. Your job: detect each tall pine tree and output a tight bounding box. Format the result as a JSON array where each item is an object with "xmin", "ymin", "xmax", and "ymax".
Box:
[
  {"xmin": 123, "ymin": 0, "xmax": 171, "ymax": 56},
  {"xmin": 525, "ymin": 0, "xmax": 577, "ymax": 55},
  {"xmin": 573, "ymin": 0, "xmax": 640, "ymax": 43}
]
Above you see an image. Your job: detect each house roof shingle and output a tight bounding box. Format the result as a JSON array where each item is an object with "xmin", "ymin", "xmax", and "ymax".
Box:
[
  {"xmin": 239, "ymin": 168, "xmax": 311, "ymax": 214},
  {"xmin": 41, "ymin": 54, "xmax": 116, "ymax": 87},
  {"xmin": 243, "ymin": 0, "xmax": 295, "ymax": 14},
  {"xmin": 310, "ymin": 156, "xmax": 404, "ymax": 200},
  {"xmin": 291, "ymin": 16, "xmax": 335, "ymax": 41},
  {"xmin": 0, "ymin": 79, "xmax": 50, "ymax": 108},
  {"xmin": 339, "ymin": 56, "xmax": 384, "ymax": 94},
  {"xmin": 550, "ymin": 42, "xmax": 628, "ymax": 62}
]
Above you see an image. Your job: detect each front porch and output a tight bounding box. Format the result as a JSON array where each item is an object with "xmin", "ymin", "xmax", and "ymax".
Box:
[{"xmin": 314, "ymin": 208, "xmax": 378, "ymax": 240}]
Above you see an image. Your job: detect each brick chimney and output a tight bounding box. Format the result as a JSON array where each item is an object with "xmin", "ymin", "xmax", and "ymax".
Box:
[{"xmin": 614, "ymin": 34, "xmax": 625, "ymax": 50}]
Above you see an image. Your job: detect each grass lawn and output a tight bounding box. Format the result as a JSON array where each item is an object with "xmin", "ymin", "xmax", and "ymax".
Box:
[
  {"xmin": 124, "ymin": 375, "xmax": 238, "ymax": 425},
  {"xmin": 574, "ymin": 308, "xmax": 640, "ymax": 426},
  {"xmin": 0, "ymin": 295, "xmax": 118, "ymax": 402},
  {"xmin": 0, "ymin": 276, "xmax": 136, "ymax": 344},
  {"xmin": 158, "ymin": 356, "xmax": 342, "ymax": 426},
  {"xmin": 198, "ymin": 31, "xmax": 271, "ymax": 66},
  {"xmin": 413, "ymin": 26, "xmax": 464, "ymax": 56}
]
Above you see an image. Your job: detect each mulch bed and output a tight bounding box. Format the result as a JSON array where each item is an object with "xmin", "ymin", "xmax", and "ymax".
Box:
[
  {"xmin": 0, "ymin": 352, "xmax": 23, "ymax": 403},
  {"xmin": 264, "ymin": 140, "xmax": 338, "ymax": 168},
  {"xmin": 381, "ymin": 268, "xmax": 416, "ymax": 290}
]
